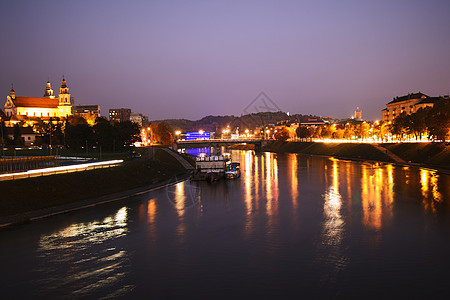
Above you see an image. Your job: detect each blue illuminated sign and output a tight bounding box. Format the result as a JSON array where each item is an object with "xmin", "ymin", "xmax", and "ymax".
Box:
[
  {"xmin": 186, "ymin": 131, "xmax": 211, "ymax": 140},
  {"xmin": 186, "ymin": 147, "xmax": 211, "ymax": 157}
]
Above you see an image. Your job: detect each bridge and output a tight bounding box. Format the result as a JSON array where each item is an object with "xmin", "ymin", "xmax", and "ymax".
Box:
[{"xmin": 175, "ymin": 139, "xmax": 269, "ymax": 151}]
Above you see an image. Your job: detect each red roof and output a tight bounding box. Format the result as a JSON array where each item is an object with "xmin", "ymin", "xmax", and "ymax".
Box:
[{"xmin": 12, "ymin": 97, "xmax": 59, "ymax": 108}]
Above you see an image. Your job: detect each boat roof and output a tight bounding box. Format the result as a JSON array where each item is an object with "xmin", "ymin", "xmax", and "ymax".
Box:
[{"xmin": 196, "ymin": 155, "xmax": 226, "ymax": 161}]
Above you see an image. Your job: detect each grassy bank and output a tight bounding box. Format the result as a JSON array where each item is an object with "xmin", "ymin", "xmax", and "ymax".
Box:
[
  {"xmin": 264, "ymin": 141, "xmax": 394, "ymax": 162},
  {"xmin": 0, "ymin": 148, "xmax": 189, "ymax": 217},
  {"xmin": 383, "ymin": 143, "xmax": 450, "ymax": 169},
  {"xmin": 264, "ymin": 141, "xmax": 450, "ymax": 170}
]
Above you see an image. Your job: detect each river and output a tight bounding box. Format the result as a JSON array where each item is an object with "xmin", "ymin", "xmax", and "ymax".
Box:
[{"xmin": 1, "ymin": 150, "xmax": 449, "ymax": 298}]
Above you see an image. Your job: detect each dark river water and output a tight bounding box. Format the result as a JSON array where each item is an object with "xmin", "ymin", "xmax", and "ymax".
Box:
[{"xmin": 1, "ymin": 150, "xmax": 449, "ymax": 299}]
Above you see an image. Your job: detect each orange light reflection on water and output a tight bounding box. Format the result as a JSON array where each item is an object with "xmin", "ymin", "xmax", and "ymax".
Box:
[
  {"xmin": 361, "ymin": 164, "xmax": 394, "ymax": 231},
  {"xmin": 147, "ymin": 198, "xmax": 157, "ymax": 240},
  {"xmin": 420, "ymin": 169, "xmax": 443, "ymax": 213},
  {"xmin": 289, "ymin": 154, "xmax": 299, "ymax": 210}
]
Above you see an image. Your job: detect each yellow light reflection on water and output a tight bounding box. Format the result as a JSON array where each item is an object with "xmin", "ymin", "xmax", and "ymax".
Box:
[
  {"xmin": 361, "ymin": 164, "xmax": 394, "ymax": 231},
  {"xmin": 242, "ymin": 150, "xmax": 255, "ymax": 236},
  {"xmin": 254, "ymin": 154, "xmax": 260, "ymax": 210},
  {"xmin": 244, "ymin": 151, "xmax": 253, "ymax": 215},
  {"xmin": 265, "ymin": 152, "xmax": 273, "ymax": 216},
  {"xmin": 40, "ymin": 207, "xmax": 129, "ymax": 249},
  {"xmin": 420, "ymin": 169, "xmax": 443, "ymax": 213},
  {"xmin": 289, "ymin": 154, "xmax": 299, "ymax": 209},
  {"xmin": 264, "ymin": 152, "xmax": 279, "ymax": 218},
  {"xmin": 322, "ymin": 159, "xmax": 344, "ymax": 246},
  {"xmin": 36, "ymin": 207, "xmax": 131, "ymax": 296},
  {"xmin": 174, "ymin": 181, "xmax": 186, "ymax": 217},
  {"xmin": 173, "ymin": 181, "xmax": 187, "ymax": 242}
]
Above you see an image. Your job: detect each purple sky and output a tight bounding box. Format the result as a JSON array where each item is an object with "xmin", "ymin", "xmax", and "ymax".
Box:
[{"xmin": 2, "ymin": 0, "xmax": 450, "ymax": 121}]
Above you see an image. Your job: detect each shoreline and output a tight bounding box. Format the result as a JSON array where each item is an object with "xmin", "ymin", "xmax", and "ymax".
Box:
[
  {"xmin": 0, "ymin": 148, "xmax": 194, "ymax": 228},
  {"xmin": 262, "ymin": 141, "xmax": 450, "ymax": 175},
  {"xmin": 0, "ymin": 172, "xmax": 191, "ymax": 229}
]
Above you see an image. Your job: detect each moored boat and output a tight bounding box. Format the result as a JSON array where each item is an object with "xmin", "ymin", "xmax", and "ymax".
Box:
[
  {"xmin": 191, "ymin": 155, "xmax": 228, "ymax": 182},
  {"xmin": 225, "ymin": 162, "xmax": 241, "ymax": 179}
]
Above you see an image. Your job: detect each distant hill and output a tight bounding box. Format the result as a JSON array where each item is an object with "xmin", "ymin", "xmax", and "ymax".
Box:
[{"xmin": 155, "ymin": 112, "xmax": 322, "ymax": 132}]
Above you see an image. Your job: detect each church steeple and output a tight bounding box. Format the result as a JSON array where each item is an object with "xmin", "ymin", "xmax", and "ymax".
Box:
[
  {"xmin": 10, "ymin": 84, "xmax": 16, "ymax": 100},
  {"xmin": 58, "ymin": 76, "xmax": 71, "ymax": 106},
  {"xmin": 44, "ymin": 80, "xmax": 54, "ymax": 98},
  {"xmin": 60, "ymin": 76, "xmax": 69, "ymax": 95}
]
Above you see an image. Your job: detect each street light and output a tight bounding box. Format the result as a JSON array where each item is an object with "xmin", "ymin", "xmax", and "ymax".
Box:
[{"xmin": 0, "ymin": 120, "xmax": 4, "ymax": 157}]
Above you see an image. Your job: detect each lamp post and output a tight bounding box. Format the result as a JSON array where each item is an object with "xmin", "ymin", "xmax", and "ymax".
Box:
[
  {"xmin": 175, "ymin": 130, "xmax": 181, "ymax": 141},
  {"xmin": 0, "ymin": 120, "xmax": 4, "ymax": 157},
  {"xmin": 49, "ymin": 121, "xmax": 52, "ymax": 155}
]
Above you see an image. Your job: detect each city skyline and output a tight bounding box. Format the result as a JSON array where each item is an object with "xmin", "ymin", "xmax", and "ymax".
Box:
[{"xmin": 1, "ymin": 0, "xmax": 450, "ymax": 121}]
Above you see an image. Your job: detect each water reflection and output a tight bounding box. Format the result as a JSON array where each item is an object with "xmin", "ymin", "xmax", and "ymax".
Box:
[
  {"xmin": 288, "ymin": 154, "xmax": 299, "ymax": 210},
  {"xmin": 174, "ymin": 181, "xmax": 186, "ymax": 217},
  {"xmin": 2, "ymin": 150, "xmax": 450, "ymax": 298},
  {"xmin": 242, "ymin": 151, "xmax": 255, "ymax": 236},
  {"xmin": 322, "ymin": 159, "xmax": 344, "ymax": 246},
  {"xmin": 360, "ymin": 164, "xmax": 394, "ymax": 231},
  {"xmin": 243, "ymin": 150, "xmax": 253, "ymax": 215},
  {"xmin": 264, "ymin": 152, "xmax": 279, "ymax": 219},
  {"xmin": 34, "ymin": 207, "xmax": 132, "ymax": 298},
  {"xmin": 421, "ymin": 169, "xmax": 443, "ymax": 213},
  {"xmin": 147, "ymin": 198, "xmax": 157, "ymax": 240}
]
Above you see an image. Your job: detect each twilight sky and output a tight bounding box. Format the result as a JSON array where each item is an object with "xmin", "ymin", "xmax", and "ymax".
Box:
[{"xmin": 1, "ymin": 0, "xmax": 450, "ymax": 121}]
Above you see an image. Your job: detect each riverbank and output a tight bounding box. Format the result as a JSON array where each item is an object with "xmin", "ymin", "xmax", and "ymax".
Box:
[
  {"xmin": 228, "ymin": 143, "xmax": 256, "ymax": 150},
  {"xmin": 0, "ymin": 148, "xmax": 193, "ymax": 224},
  {"xmin": 263, "ymin": 141, "xmax": 450, "ymax": 172}
]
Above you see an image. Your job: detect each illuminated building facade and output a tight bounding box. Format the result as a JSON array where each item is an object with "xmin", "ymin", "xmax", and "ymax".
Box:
[
  {"xmin": 109, "ymin": 108, "xmax": 131, "ymax": 122},
  {"xmin": 380, "ymin": 92, "xmax": 447, "ymax": 123},
  {"xmin": 130, "ymin": 113, "xmax": 149, "ymax": 127},
  {"xmin": 73, "ymin": 105, "xmax": 101, "ymax": 117},
  {"xmin": 354, "ymin": 107, "xmax": 362, "ymax": 120},
  {"xmin": 4, "ymin": 78, "xmax": 72, "ymax": 119}
]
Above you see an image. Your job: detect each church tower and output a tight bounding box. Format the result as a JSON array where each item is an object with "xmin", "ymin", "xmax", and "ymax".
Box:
[
  {"xmin": 9, "ymin": 85, "xmax": 16, "ymax": 100},
  {"xmin": 4, "ymin": 85, "xmax": 17, "ymax": 117},
  {"xmin": 57, "ymin": 76, "xmax": 72, "ymax": 117},
  {"xmin": 43, "ymin": 80, "xmax": 55, "ymax": 98},
  {"xmin": 58, "ymin": 76, "xmax": 71, "ymax": 105}
]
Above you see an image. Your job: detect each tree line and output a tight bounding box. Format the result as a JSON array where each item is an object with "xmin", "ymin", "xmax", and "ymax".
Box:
[
  {"xmin": 1, "ymin": 116, "xmax": 141, "ymax": 151},
  {"xmin": 274, "ymin": 99, "xmax": 449, "ymax": 142},
  {"xmin": 390, "ymin": 99, "xmax": 450, "ymax": 141}
]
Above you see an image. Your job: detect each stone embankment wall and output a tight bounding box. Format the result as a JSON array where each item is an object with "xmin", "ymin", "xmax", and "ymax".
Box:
[{"xmin": 263, "ymin": 141, "xmax": 450, "ymax": 170}]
